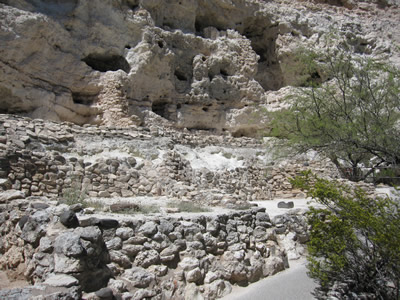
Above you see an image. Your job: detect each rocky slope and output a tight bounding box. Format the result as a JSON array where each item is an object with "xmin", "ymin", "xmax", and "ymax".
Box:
[{"xmin": 1, "ymin": 0, "xmax": 399, "ymax": 135}]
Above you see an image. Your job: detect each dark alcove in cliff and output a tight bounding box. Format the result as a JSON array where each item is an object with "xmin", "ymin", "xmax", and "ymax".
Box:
[
  {"xmin": 82, "ymin": 54, "xmax": 130, "ymax": 73},
  {"xmin": 72, "ymin": 93, "xmax": 97, "ymax": 106},
  {"xmin": 241, "ymin": 20, "xmax": 284, "ymax": 91},
  {"xmin": 152, "ymin": 100, "xmax": 170, "ymax": 119}
]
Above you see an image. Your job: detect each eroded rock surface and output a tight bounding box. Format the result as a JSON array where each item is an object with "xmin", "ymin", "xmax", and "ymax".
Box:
[{"xmin": 1, "ymin": 0, "xmax": 399, "ymax": 135}]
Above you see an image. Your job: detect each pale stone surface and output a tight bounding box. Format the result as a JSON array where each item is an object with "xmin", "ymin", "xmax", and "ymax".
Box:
[
  {"xmin": 43, "ymin": 274, "xmax": 79, "ymax": 288},
  {"xmin": 0, "ymin": 0, "xmax": 398, "ymax": 134}
]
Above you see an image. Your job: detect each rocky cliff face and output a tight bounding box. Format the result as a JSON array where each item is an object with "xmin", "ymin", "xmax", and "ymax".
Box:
[{"xmin": 1, "ymin": 0, "xmax": 399, "ymax": 135}]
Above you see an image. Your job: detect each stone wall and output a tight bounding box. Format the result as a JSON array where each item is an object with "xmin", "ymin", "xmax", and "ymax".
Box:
[
  {"xmin": 0, "ymin": 192, "xmax": 308, "ymax": 299},
  {"xmin": 0, "ymin": 114, "xmax": 340, "ymax": 206}
]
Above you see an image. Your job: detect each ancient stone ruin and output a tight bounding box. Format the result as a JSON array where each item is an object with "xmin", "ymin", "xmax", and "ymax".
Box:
[{"xmin": 0, "ymin": 0, "xmax": 399, "ymax": 299}]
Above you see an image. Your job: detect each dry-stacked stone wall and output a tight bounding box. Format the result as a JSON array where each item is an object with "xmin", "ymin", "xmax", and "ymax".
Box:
[
  {"xmin": 0, "ymin": 114, "xmax": 341, "ymax": 204},
  {"xmin": 0, "ymin": 193, "xmax": 308, "ymax": 299}
]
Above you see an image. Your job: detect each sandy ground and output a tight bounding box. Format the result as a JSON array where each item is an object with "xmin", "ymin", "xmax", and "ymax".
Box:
[{"xmin": 0, "ymin": 271, "xmax": 29, "ymax": 290}]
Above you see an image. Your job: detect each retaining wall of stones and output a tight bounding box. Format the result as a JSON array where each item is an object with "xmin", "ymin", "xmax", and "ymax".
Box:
[
  {"xmin": 0, "ymin": 114, "xmax": 340, "ymax": 205},
  {"xmin": 0, "ymin": 193, "xmax": 308, "ymax": 299}
]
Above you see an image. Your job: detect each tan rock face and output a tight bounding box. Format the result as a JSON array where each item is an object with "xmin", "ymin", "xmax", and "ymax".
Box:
[{"xmin": 0, "ymin": 0, "xmax": 399, "ymax": 134}]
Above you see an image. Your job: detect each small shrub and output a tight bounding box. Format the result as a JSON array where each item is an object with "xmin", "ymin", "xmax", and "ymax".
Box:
[
  {"xmin": 61, "ymin": 182, "xmax": 87, "ymax": 206},
  {"xmin": 292, "ymin": 171, "xmax": 400, "ymax": 299},
  {"xmin": 222, "ymin": 152, "xmax": 233, "ymax": 159}
]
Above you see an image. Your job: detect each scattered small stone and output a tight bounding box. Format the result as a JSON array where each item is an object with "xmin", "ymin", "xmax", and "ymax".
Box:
[
  {"xmin": 277, "ymin": 201, "xmax": 294, "ymax": 209},
  {"xmin": 95, "ymin": 287, "xmax": 114, "ymax": 300}
]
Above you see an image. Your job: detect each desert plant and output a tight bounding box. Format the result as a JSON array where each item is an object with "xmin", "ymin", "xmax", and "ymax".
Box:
[
  {"xmin": 61, "ymin": 182, "xmax": 87, "ymax": 206},
  {"xmin": 292, "ymin": 172, "xmax": 400, "ymax": 299},
  {"xmin": 269, "ymin": 48, "xmax": 400, "ymax": 181}
]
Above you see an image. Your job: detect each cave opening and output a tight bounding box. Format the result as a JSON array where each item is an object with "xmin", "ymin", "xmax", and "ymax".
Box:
[
  {"xmin": 82, "ymin": 54, "xmax": 130, "ymax": 73},
  {"xmin": 241, "ymin": 24, "xmax": 284, "ymax": 91},
  {"xmin": 152, "ymin": 101, "xmax": 169, "ymax": 119}
]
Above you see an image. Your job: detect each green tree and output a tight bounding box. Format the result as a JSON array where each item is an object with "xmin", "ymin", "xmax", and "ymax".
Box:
[
  {"xmin": 292, "ymin": 172, "xmax": 400, "ymax": 299},
  {"xmin": 270, "ymin": 49, "xmax": 400, "ymax": 181}
]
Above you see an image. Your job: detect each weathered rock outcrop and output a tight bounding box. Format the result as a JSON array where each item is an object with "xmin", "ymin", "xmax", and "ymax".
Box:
[{"xmin": 0, "ymin": 0, "xmax": 399, "ymax": 135}]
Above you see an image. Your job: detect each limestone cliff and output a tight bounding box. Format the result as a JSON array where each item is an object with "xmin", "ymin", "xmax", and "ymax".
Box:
[{"xmin": 0, "ymin": 0, "xmax": 399, "ymax": 135}]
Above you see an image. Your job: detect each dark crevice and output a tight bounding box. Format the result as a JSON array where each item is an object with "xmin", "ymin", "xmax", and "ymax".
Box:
[
  {"xmin": 82, "ymin": 54, "xmax": 130, "ymax": 73},
  {"xmin": 175, "ymin": 70, "xmax": 188, "ymax": 81},
  {"xmin": 72, "ymin": 93, "xmax": 96, "ymax": 106},
  {"xmin": 122, "ymin": 0, "xmax": 140, "ymax": 11},
  {"xmin": 242, "ymin": 27, "xmax": 284, "ymax": 91},
  {"xmin": 220, "ymin": 69, "xmax": 229, "ymax": 77},
  {"xmin": 152, "ymin": 101, "xmax": 169, "ymax": 119}
]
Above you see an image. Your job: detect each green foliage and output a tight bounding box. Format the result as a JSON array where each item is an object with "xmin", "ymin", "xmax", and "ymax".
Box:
[
  {"xmin": 270, "ymin": 48, "xmax": 400, "ymax": 181},
  {"xmin": 292, "ymin": 172, "xmax": 400, "ymax": 299},
  {"xmin": 61, "ymin": 182, "xmax": 87, "ymax": 206}
]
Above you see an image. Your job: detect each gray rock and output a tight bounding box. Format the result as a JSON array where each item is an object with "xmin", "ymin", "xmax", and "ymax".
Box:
[
  {"xmin": 20, "ymin": 216, "xmax": 47, "ymax": 245},
  {"xmin": 256, "ymin": 212, "xmax": 270, "ymax": 222},
  {"xmin": 277, "ymin": 201, "xmax": 294, "ymax": 209},
  {"xmin": 109, "ymin": 250, "xmax": 132, "ymax": 269},
  {"xmin": 60, "ymin": 210, "xmax": 79, "ymax": 228},
  {"xmin": 107, "ymin": 279, "xmax": 127, "ymax": 293},
  {"xmin": 0, "ymin": 190, "xmax": 25, "ymax": 203},
  {"xmin": 147, "ymin": 264, "xmax": 168, "ymax": 277},
  {"xmin": 54, "ymin": 253, "xmax": 84, "ymax": 273},
  {"xmin": 122, "ymin": 244, "xmax": 144, "ymax": 258},
  {"xmin": 39, "ymin": 236, "xmax": 53, "ymax": 253},
  {"xmin": 31, "ymin": 202, "xmax": 50, "ymax": 210},
  {"xmin": 134, "ymin": 249, "xmax": 160, "ymax": 268},
  {"xmin": 275, "ymin": 224, "xmax": 287, "ymax": 234},
  {"xmin": 0, "ymin": 211, "xmax": 7, "ymax": 225},
  {"xmin": 54, "ymin": 232, "xmax": 84, "ymax": 257},
  {"xmin": 79, "ymin": 217, "xmax": 100, "ymax": 227},
  {"xmin": 158, "ymin": 219, "xmax": 174, "ymax": 234},
  {"xmin": 159, "ymin": 245, "xmax": 179, "ymax": 262},
  {"xmin": 133, "ymin": 289, "xmax": 157, "ymax": 300},
  {"xmin": 75, "ymin": 226, "xmax": 102, "ymax": 243},
  {"xmin": 106, "ymin": 237, "xmax": 123, "ymax": 250},
  {"xmin": 179, "ymin": 257, "xmax": 199, "ymax": 271},
  {"xmin": 125, "ymin": 235, "xmax": 148, "ymax": 245},
  {"xmin": 122, "ymin": 267, "xmax": 156, "ymax": 288},
  {"xmin": 95, "ymin": 287, "xmax": 114, "ymax": 300},
  {"xmin": 116, "ymin": 227, "xmax": 134, "ymax": 240},
  {"xmin": 138, "ymin": 221, "xmax": 158, "ymax": 237},
  {"xmin": 43, "ymin": 274, "xmax": 79, "ymax": 288},
  {"xmin": 205, "ymin": 279, "xmax": 232, "ymax": 299},
  {"xmin": 69, "ymin": 203, "xmax": 84, "ymax": 212},
  {"xmin": 18, "ymin": 215, "xmax": 29, "ymax": 229},
  {"xmin": 98, "ymin": 218, "xmax": 119, "ymax": 229},
  {"xmin": 186, "ymin": 267, "xmax": 203, "ymax": 283}
]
